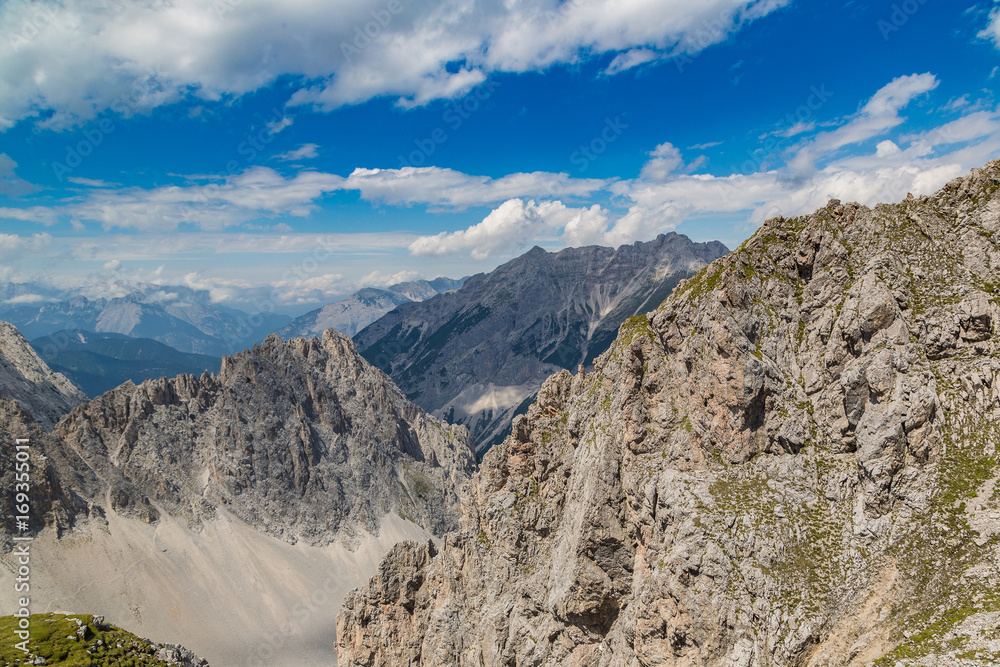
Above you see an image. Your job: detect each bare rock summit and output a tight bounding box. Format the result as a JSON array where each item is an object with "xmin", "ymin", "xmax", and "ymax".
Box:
[
  {"xmin": 0, "ymin": 321, "xmax": 85, "ymax": 428},
  {"xmin": 337, "ymin": 160, "xmax": 1000, "ymax": 666}
]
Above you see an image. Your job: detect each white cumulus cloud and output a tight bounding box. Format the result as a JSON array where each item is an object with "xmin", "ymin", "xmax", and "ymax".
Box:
[
  {"xmin": 408, "ymin": 199, "xmax": 608, "ymax": 260},
  {"xmin": 341, "ymin": 167, "xmax": 608, "ymax": 209},
  {"xmin": 0, "ymin": 0, "xmax": 792, "ymax": 130},
  {"xmin": 980, "ymin": 7, "xmax": 1000, "ymax": 49},
  {"xmin": 791, "ymin": 73, "xmax": 939, "ymax": 172}
]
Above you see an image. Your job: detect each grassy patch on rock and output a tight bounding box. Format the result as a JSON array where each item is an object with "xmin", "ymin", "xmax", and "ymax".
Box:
[{"xmin": 0, "ymin": 613, "xmax": 185, "ymax": 666}]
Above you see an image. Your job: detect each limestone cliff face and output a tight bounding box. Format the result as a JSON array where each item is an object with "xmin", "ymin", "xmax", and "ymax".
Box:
[
  {"xmin": 337, "ymin": 162, "xmax": 1000, "ymax": 666},
  {"xmin": 46, "ymin": 330, "xmax": 475, "ymax": 546},
  {"xmin": 355, "ymin": 234, "xmax": 727, "ymax": 451},
  {"xmin": 0, "ymin": 321, "xmax": 85, "ymax": 427},
  {"xmin": 0, "ymin": 329, "xmax": 476, "ymax": 665}
]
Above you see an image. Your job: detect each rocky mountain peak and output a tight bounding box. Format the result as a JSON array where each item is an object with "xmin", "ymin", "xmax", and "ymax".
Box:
[
  {"xmin": 1, "ymin": 325, "xmax": 478, "ymax": 665},
  {"xmin": 354, "ymin": 234, "xmax": 729, "ymax": 450},
  {"xmin": 277, "ymin": 278, "xmax": 465, "ymax": 339},
  {"xmin": 337, "ymin": 160, "xmax": 1000, "ymax": 666},
  {"xmin": 0, "ymin": 321, "xmax": 86, "ymax": 428},
  {"xmin": 44, "ymin": 328, "xmax": 475, "ymax": 546}
]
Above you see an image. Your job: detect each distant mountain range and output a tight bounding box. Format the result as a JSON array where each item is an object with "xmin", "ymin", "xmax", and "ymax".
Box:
[
  {"xmin": 30, "ymin": 330, "xmax": 221, "ymax": 398},
  {"xmin": 277, "ymin": 277, "xmax": 465, "ymax": 338},
  {"xmin": 354, "ymin": 233, "xmax": 728, "ymax": 450},
  {"xmin": 0, "ymin": 291, "xmax": 289, "ymax": 356}
]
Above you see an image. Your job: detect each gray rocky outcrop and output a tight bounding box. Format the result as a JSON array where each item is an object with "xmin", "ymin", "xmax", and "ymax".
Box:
[
  {"xmin": 354, "ymin": 234, "xmax": 728, "ymax": 451},
  {"xmin": 0, "ymin": 321, "xmax": 85, "ymax": 427},
  {"xmin": 155, "ymin": 643, "xmax": 210, "ymax": 666},
  {"xmin": 337, "ymin": 161, "xmax": 1000, "ymax": 666},
  {"xmin": 1, "ymin": 329, "xmax": 475, "ymax": 548}
]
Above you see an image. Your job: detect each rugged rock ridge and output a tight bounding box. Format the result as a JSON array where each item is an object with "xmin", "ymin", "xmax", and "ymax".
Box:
[
  {"xmin": 0, "ymin": 400, "xmax": 87, "ymax": 554},
  {"xmin": 354, "ymin": 234, "xmax": 728, "ymax": 450},
  {"xmin": 35, "ymin": 330, "xmax": 475, "ymax": 546},
  {"xmin": 1, "ymin": 328, "xmax": 476, "ymax": 664},
  {"xmin": 337, "ymin": 161, "xmax": 1000, "ymax": 666},
  {"xmin": 0, "ymin": 322, "xmax": 85, "ymax": 427}
]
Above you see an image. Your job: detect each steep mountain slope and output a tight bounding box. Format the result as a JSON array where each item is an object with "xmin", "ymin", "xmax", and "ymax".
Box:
[
  {"xmin": 278, "ymin": 278, "xmax": 465, "ymax": 339},
  {"xmin": 337, "ymin": 162, "xmax": 1000, "ymax": 666},
  {"xmin": 0, "ymin": 322, "xmax": 85, "ymax": 427},
  {"xmin": 354, "ymin": 234, "xmax": 727, "ymax": 450},
  {"xmin": 49, "ymin": 331, "xmax": 474, "ymax": 543},
  {"xmin": 160, "ymin": 297, "xmax": 290, "ymax": 350},
  {"xmin": 0, "ymin": 330, "xmax": 475, "ymax": 666},
  {"xmin": 32, "ymin": 330, "xmax": 221, "ymax": 398}
]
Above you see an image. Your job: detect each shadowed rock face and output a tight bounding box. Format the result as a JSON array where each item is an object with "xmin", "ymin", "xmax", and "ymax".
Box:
[
  {"xmin": 353, "ymin": 234, "xmax": 728, "ymax": 451},
  {"xmin": 337, "ymin": 161, "xmax": 1000, "ymax": 666},
  {"xmin": 0, "ymin": 321, "xmax": 85, "ymax": 428}
]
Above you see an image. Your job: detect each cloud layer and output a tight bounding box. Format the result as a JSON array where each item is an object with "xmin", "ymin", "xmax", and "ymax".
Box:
[
  {"xmin": 407, "ymin": 74, "xmax": 1000, "ymax": 256},
  {"xmin": 3, "ymin": 70, "xmax": 999, "ymax": 304},
  {"xmin": 0, "ymin": 0, "xmax": 790, "ymax": 129}
]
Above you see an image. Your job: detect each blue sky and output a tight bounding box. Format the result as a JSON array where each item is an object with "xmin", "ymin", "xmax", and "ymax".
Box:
[{"xmin": 1, "ymin": 0, "xmax": 999, "ymax": 313}]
